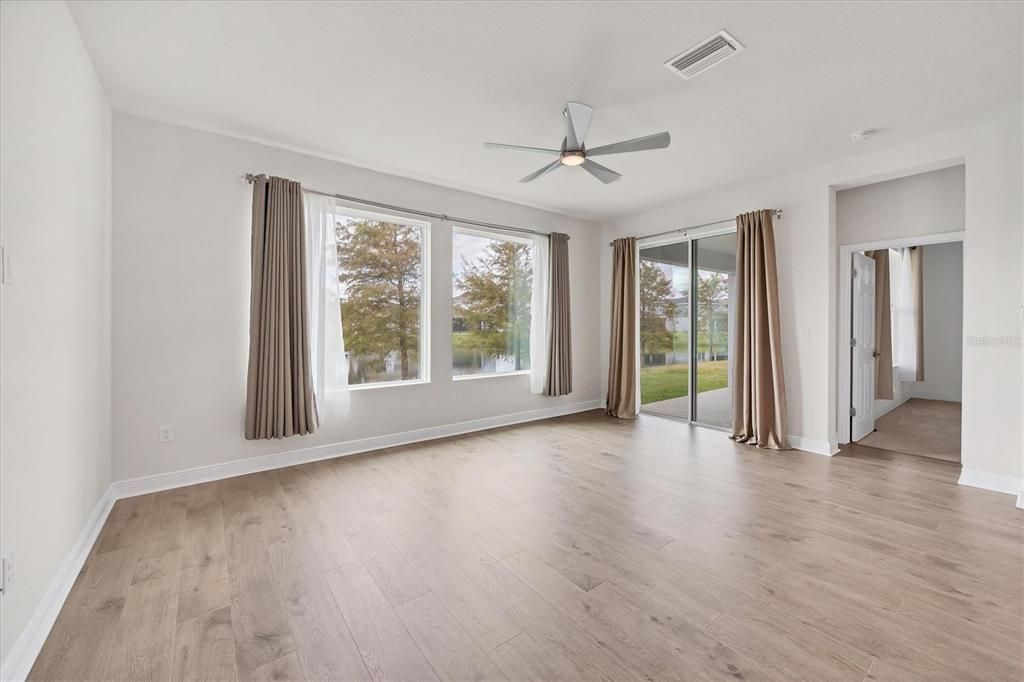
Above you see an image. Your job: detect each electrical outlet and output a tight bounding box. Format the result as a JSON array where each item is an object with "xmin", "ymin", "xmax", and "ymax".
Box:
[
  {"xmin": 1, "ymin": 553, "xmax": 13, "ymax": 595},
  {"xmin": 159, "ymin": 425, "xmax": 175, "ymax": 443}
]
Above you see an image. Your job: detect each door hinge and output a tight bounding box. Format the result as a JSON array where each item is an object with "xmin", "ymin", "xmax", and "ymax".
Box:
[
  {"xmin": 851, "ymin": 267, "xmax": 858, "ymax": 278},
  {"xmin": 850, "ymin": 337, "xmax": 857, "ymax": 347},
  {"xmin": 850, "ymin": 405, "xmax": 857, "ymax": 417}
]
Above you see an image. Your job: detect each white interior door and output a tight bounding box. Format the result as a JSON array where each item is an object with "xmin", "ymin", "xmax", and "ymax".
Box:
[{"xmin": 850, "ymin": 253, "xmax": 876, "ymax": 441}]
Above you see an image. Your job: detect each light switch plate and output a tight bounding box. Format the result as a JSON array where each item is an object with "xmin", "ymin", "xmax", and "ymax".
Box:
[
  {"xmin": 159, "ymin": 425, "xmax": 175, "ymax": 443},
  {"xmin": 1, "ymin": 246, "xmax": 12, "ymax": 285}
]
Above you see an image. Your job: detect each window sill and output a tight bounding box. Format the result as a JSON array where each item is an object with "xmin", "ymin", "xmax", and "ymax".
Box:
[
  {"xmin": 452, "ymin": 370, "xmax": 531, "ymax": 382},
  {"xmin": 329, "ymin": 378, "xmax": 429, "ymax": 393}
]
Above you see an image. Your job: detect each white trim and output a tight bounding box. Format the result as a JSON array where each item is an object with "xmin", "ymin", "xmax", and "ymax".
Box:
[
  {"xmin": 452, "ymin": 369, "xmax": 531, "ymax": 382},
  {"xmin": 788, "ymin": 435, "xmax": 838, "ymax": 457},
  {"xmin": 637, "ymin": 221, "xmax": 736, "ymax": 248},
  {"xmin": 111, "ymin": 400, "xmax": 603, "ymax": 499},
  {"xmin": 836, "ymin": 230, "xmax": 965, "ymax": 445},
  {"xmin": 906, "ymin": 388, "xmax": 961, "ymax": 403},
  {"xmin": 957, "ymin": 468, "xmax": 1024, "ymax": 499},
  {"xmin": 342, "ymin": 378, "xmax": 429, "ymax": 392},
  {"xmin": 840, "ymin": 230, "xmax": 965, "ymax": 254},
  {"xmin": 1017, "ymin": 489, "xmax": 1023, "ymax": 511},
  {"xmin": 0, "ymin": 488, "xmax": 116, "ymax": 682},
  {"xmin": 452, "ymin": 223, "xmax": 534, "ymax": 245},
  {"xmin": 831, "ymin": 157, "xmax": 965, "ymax": 192}
]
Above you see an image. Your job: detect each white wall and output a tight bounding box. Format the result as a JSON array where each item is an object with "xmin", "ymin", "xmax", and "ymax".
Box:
[
  {"xmin": 836, "ymin": 168, "xmax": 965, "ymax": 412},
  {"xmin": 0, "ymin": 0, "xmax": 112, "ymax": 665},
  {"xmin": 601, "ymin": 103, "xmax": 1022, "ymax": 486},
  {"xmin": 112, "ymin": 114, "xmax": 602, "ymax": 481},
  {"xmin": 836, "ymin": 165, "xmax": 965, "ymax": 245},
  {"xmin": 917, "ymin": 242, "xmax": 964, "ymax": 402}
]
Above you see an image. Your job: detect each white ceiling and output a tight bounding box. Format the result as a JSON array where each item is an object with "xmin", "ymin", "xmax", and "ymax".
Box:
[{"xmin": 69, "ymin": 1, "xmax": 1022, "ymax": 221}]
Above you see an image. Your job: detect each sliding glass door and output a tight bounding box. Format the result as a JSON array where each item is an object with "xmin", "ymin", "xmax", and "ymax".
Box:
[
  {"xmin": 639, "ymin": 242, "xmax": 690, "ymax": 420},
  {"xmin": 639, "ymin": 230, "xmax": 736, "ymax": 428},
  {"xmin": 693, "ymin": 233, "xmax": 736, "ymax": 428}
]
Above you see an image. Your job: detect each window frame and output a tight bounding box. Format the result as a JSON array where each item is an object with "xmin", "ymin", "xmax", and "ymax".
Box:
[
  {"xmin": 450, "ymin": 224, "xmax": 535, "ymax": 381},
  {"xmin": 328, "ymin": 200, "xmax": 432, "ymax": 391}
]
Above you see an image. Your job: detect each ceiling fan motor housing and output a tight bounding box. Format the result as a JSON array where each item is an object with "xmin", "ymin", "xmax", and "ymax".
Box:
[{"xmin": 484, "ymin": 101, "xmax": 670, "ymax": 183}]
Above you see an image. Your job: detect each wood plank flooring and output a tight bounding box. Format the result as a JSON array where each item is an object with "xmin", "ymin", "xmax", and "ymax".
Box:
[
  {"xmin": 30, "ymin": 411, "xmax": 1023, "ymax": 681},
  {"xmin": 857, "ymin": 398, "xmax": 962, "ymax": 463}
]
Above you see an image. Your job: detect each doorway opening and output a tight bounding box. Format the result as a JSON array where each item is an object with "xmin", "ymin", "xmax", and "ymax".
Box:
[
  {"xmin": 841, "ymin": 236, "xmax": 964, "ymax": 463},
  {"xmin": 638, "ymin": 229, "xmax": 736, "ymax": 430}
]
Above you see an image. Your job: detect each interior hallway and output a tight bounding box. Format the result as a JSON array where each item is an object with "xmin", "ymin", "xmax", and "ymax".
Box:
[{"xmin": 857, "ymin": 398, "xmax": 961, "ymax": 464}]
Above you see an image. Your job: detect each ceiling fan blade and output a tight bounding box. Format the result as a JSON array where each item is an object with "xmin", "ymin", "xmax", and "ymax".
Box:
[
  {"xmin": 580, "ymin": 159, "xmax": 621, "ymax": 184},
  {"xmin": 484, "ymin": 142, "xmax": 561, "ymax": 155},
  {"xmin": 586, "ymin": 131, "xmax": 671, "ymax": 157},
  {"xmin": 519, "ymin": 159, "xmax": 564, "ymax": 183},
  {"xmin": 564, "ymin": 101, "xmax": 593, "ymax": 149}
]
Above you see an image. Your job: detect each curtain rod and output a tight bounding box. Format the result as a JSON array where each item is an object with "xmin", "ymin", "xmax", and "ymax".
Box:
[
  {"xmin": 244, "ymin": 173, "xmax": 557, "ymax": 238},
  {"xmin": 607, "ymin": 209, "xmax": 783, "ymax": 246}
]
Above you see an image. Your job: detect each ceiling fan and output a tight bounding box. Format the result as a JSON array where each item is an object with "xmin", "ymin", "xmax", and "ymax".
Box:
[{"xmin": 484, "ymin": 102, "xmax": 670, "ymax": 184}]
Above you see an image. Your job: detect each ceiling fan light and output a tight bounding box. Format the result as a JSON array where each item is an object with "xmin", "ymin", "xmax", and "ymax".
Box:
[{"xmin": 560, "ymin": 151, "xmax": 585, "ymax": 166}]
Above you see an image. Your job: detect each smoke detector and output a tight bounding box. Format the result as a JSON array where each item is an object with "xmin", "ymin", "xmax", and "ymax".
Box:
[
  {"xmin": 849, "ymin": 129, "xmax": 878, "ymax": 142},
  {"xmin": 664, "ymin": 30, "xmax": 744, "ymax": 80}
]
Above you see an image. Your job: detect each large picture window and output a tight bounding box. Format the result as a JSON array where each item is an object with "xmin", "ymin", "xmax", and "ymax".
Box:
[
  {"xmin": 451, "ymin": 227, "xmax": 533, "ymax": 376},
  {"xmin": 316, "ymin": 201, "xmax": 428, "ymax": 388}
]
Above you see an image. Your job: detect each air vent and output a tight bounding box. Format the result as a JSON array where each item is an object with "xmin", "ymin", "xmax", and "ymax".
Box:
[{"xmin": 664, "ymin": 30, "xmax": 744, "ymax": 80}]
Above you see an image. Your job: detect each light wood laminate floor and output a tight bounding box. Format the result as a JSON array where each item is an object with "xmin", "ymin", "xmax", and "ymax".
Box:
[
  {"xmin": 858, "ymin": 398, "xmax": 962, "ymax": 463},
  {"xmin": 31, "ymin": 411, "xmax": 1022, "ymax": 681}
]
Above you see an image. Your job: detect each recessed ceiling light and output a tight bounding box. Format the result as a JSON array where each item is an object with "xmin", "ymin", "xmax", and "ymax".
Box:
[{"xmin": 849, "ymin": 129, "xmax": 878, "ymax": 142}]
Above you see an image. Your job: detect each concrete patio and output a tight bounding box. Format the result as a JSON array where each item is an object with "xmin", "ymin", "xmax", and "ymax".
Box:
[{"xmin": 641, "ymin": 385, "xmax": 732, "ymax": 428}]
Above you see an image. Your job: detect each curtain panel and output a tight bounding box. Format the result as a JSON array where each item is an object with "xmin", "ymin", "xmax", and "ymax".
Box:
[
  {"xmin": 529, "ymin": 234, "xmax": 551, "ymax": 394},
  {"xmin": 245, "ymin": 175, "xmax": 319, "ymax": 439},
  {"xmin": 304, "ymin": 191, "xmax": 350, "ymax": 416},
  {"xmin": 730, "ymin": 210, "xmax": 788, "ymax": 449},
  {"xmin": 606, "ymin": 237, "xmax": 638, "ymax": 418},
  {"xmin": 868, "ymin": 249, "xmax": 894, "ymax": 399},
  {"xmin": 893, "ymin": 246, "xmax": 925, "ymax": 382},
  {"xmin": 544, "ymin": 232, "xmax": 572, "ymax": 396}
]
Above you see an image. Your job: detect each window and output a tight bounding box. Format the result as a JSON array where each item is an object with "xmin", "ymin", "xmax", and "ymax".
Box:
[
  {"xmin": 452, "ymin": 227, "xmax": 533, "ymax": 376},
  {"xmin": 329, "ymin": 205, "xmax": 428, "ymax": 387}
]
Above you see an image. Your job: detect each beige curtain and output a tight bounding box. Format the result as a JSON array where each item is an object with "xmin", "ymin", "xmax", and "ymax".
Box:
[
  {"xmin": 731, "ymin": 210, "xmax": 788, "ymax": 449},
  {"xmin": 910, "ymin": 246, "xmax": 924, "ymax": 381},
  {"xmin": 868, "ymin": 250, "xmax": 894, "ymax": 399},
  {"xmin": 544, "ymin": 232, "xmax": 572, "ymax": 396},
  {"xmin": 606, "ymin": 237, "xmax": 637, "ymax": 418},
  {"xmin": 245, "ymin": 175, "xmax": 318, "ymax": 440}
]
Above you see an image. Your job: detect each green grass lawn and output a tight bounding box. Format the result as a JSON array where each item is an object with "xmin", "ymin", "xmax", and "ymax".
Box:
[{"xmin": 640, "ymin": 360, "xmax": 729, "ymax": 404}]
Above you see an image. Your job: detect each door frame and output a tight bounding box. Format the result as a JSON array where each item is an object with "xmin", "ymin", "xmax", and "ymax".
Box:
[
  {"xmin": 636, "ymin": 223, "xmax": 736, "ymax": 427},
  {"xmin": 836, "ymin": 230, "xmax": 965, "ymax": 444}
]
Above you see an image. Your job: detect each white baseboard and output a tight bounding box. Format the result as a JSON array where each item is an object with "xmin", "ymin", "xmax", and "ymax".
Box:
[
  {"xmin": 1018, "ymin": 489, "xmax": 1023, "ymax": 510},
  {"xmin": 112, "ymin": 400, "xmax": 604, "ymax": 499},
  {"xmin": 957, "ymin": 468, "xmax": 1024, "ymax": 501},
  {"xmin": 908, "ymin": 389, "xmax": 962, "ymax": 403},
  {"xmin": 872, "ymin": 394, "xmax": 910, "ymax": 421},
  {"xmin": 0, "ymin": 488, "xmax": 116, "ymax": 682},
  {"xmin": 788, "ymin": 435, "xmax": 838, "ymax": 457}
]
